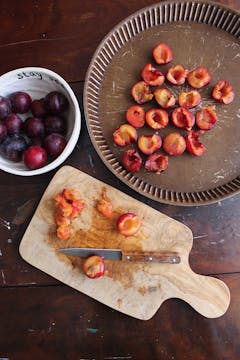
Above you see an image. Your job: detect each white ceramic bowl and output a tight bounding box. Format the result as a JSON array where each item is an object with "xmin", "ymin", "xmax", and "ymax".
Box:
[{"xmin": 0, "ymin": 67, "xmax": 81, "ymax": 176}]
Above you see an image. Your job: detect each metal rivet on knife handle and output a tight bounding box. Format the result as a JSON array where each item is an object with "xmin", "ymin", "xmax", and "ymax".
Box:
[{"xmin": 122, "ymin": 251, "xmax": 181, "ymax": 264}]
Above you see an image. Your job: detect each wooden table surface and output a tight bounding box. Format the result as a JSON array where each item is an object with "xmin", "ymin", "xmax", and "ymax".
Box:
[{"xmin": 0, "ymin": 1, "xmax": 239, "ymax": 359}]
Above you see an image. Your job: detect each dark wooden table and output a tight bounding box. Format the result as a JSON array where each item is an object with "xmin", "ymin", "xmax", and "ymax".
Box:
[{"xmin": 0, "ymin": 1, "xmax": 239, "ymax": 359}]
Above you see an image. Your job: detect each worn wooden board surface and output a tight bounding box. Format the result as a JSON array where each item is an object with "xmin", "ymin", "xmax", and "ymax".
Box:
[{"xmin": 19, "ymin": 166, "xmax": 230, "ymax": 320}]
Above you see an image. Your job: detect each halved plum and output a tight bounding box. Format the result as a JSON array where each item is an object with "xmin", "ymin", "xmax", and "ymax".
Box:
[
  {"xmin": 187, "ymin": 66, "xmax": 211, "ymax": 88},
  {"xmin": 166, "ymin": 64, "xmax": 188, "ymax": 85},
  {"xmin": 145, "ymin": 152, "xmax": 169, "ymax": 173},
  {"xmin": 113, "ymin": 124, "xmax": 137, "ymax": 146},
  {"xmin": 186, "ymin": 131, "xmax": 206, "ymax": 156},
  {"xmin": 212, "ymin": 80, "xmax": 235, "ymax": 105},
  {"xmin": 196, "ymin": 106, "xmax": 217, "ymax": 130},
  {"xmin": 96, "ymin": 198, "xmax": 113, "ymax": 219},
  {"xmin": 141, "ymin": 63, "xmax": 165, "ymax": 86},
  {"xmin": 122, "ymin": 149, "xmax": 142, "ymax": 173},
  {"xmin": 178, "ymin": 90, "xmax": 201, "ymax": 109},
  {"xmin": 131, "ymin": 81, "xmax": 153, "ymax": 104},
  {"xmin": 154, "ymin": 88, "xmax": 176, "ymax": 109},
  {"xmin": 117, "ymin": 213, "xmax": 141, "ymax": 237},
  {"xmin": 171, "ymin": 107, "xmax": 195, "ymax": 131},
  {"xmin": 163, "ymin": 132, "xmax": 186, "ymax": 156},
  {"xmin": 126, "ymin": 105, "xmax": 145, "ymax": 128},
  {"xmin": 82, "ymin": 256, "xmax": 105, "ymax": 279},
  {"xmin": 145, "ymin": 108, "xmax": 169, "ymax": 130},
  {"xmin": 138, "ymin": 134, "xmax": 162, "ymax": 155},
  {"xmin": 152, "ymin": 42, "xmax": 173, "ymax": 65}
]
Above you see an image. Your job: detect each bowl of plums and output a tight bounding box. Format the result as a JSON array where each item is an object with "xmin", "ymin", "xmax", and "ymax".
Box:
[{"xmin": 0, "ymin": 67, "xmax": 81, "ymax": 176}]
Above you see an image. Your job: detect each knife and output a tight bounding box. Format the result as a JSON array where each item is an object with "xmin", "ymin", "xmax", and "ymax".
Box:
[{"xmin": 59, "ymin": 248, "xmax": 181, "ymax": 264}]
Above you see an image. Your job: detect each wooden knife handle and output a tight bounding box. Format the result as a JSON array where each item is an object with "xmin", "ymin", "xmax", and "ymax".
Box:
[{"xmin": 121, "ymin": 251, "xmax": 181, "ymax": 264}]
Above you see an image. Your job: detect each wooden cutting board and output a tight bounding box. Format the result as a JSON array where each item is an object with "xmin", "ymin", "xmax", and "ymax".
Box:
[{"xmin": 19, "ymin": 165, "xmax": 230, "ymax": 320}]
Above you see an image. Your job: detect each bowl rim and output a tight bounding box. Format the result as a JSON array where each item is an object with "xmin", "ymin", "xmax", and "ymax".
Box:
[{"xmin": 0, "ymin": 66, "xmax": 81, "ymax": 176}]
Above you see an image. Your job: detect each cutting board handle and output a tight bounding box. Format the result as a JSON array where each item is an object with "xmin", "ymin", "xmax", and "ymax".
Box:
[{"xmin": 170, "ymin": 268, "xmax": 230, "ymax": 318}]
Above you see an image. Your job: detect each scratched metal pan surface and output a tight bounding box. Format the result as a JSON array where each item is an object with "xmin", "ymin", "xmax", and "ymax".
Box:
[{"xmin": 84, "ymin": 0, "xmax": 240, "ymax": 206}]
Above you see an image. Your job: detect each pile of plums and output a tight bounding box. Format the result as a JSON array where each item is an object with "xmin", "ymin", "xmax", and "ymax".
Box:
[
  {"xmin": 0, "ymin": 90, "xmax": 69, "ymax": 170},
  {"xmin": 113, "ymin": 42, "xmax": 235, "ymax": 174}
]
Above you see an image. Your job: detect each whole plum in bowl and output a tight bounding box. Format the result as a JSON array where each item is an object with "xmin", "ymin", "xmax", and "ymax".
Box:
[{"xmin": 0, "ymin": 67, "xmax": 81, "ymax": 176}]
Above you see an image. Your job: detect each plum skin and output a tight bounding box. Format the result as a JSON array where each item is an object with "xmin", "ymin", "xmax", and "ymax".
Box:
[
  {"xmin": 171, "ymin": 107, "xmax": 195, "ymax": 131},
  {"xmin": 126, "ymin": 105, "xmax": 145, "ymax": 128},
  {"xmin": 0, "ymin": 134, "xmax": 28, "ymax": 162},
  {"xmin": 4, "ymin": 113, "xmax": 23, "ymax": 134},
  {"xmin": 24, "ymin": 117, "xmax": 45, "ymax": 138},
  {"xmin": 23, "ymin": 145, "xmax": 47, "ymax": 169},
  {"xmin": 9, "ymin": 91, "xmax": 32, "ymax": 113},
  {"xmin": 31, "ymin": 99, "xmax": 48, "ymax": 118},
  {"xmin": 44, "ymin": 133, "xmax": 67, "ymax": 158},
  {"xmin": 122, "ymin": 149, "xmax": 142, "ymax": 173},
  {"xmin": 186, "ymin": 131, "xmax": 206, "ymax": 156},
  {"xmin": 145, "ymin": 109, "xmax": 169, "ymax": 130},
  {"xmin": 0, "ymin": 122, "xmax": 8, "ymax": 142},
  {"xmin": 44, "ymin": 115, "xmax": 66, "ymax": 134},
  {"xmin": 138, "ymin": 134, "xmax": 162, "ymax": 155},
  {"xmin": 44, "ymin": 91, "xmax": 69, "ymax": 114},
  {"xmin": 152, "ymin": 42, "xmax": 173, "ymax": 65},
  {"xmin": 0, "ymin": 96, "xmax": 11, "ymax": 120},
  {"xmin": 0, "ymin": 90, "xmax": 69, "ymax": 169},
  {"xmin": 82, "ymin": 256, "xmax": 105, "ymax": 279},
  {"xmin": 141, "ymin": 63, "xmax": 165, "ymax": 86},
  {"xmin": 145, "ymin": 153, "xmax": 169, "ymax": 173},
  {"xmin": 116, "ymin": 213, "xmax": 141, "ymax": 237},
  {"xmin": 163, "ymin": 132, "xmax": 186, "ymax": 156},
  {"xmin": 113, "ymin": 124, "xmax": 137, "ymax": 147},
  {"xmin": 131, "ymin": 81, "xmax": 153, "ymax": 104}
]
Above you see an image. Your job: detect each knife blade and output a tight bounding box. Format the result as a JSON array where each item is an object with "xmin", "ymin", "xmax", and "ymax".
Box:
[{"xmin": 59, "ymin": 248, "xmax": 181, "ymax": 264}]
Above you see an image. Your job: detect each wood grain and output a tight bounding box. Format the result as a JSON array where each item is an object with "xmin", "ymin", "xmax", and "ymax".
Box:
[
  {"xmin": 0, "ymin": 273, "xmax": 238, "ymax": 360},
  {"xmin": 0, "ymin": 0, "xmax": 170, "ymax": 82},
  {"xmin": 19, "ymin": 166, "xmax": 230, "ymax": 319},
  {"xmin": 1, "ymin": 82, "xmax": 240, "ymax": 288},
  {"xmin": 0, "ymin": 0, "xmax": 239, "ymax": 358},
  {"xmin": 0, "ymin": 0, "xmax": 238, "ymax": 82}
]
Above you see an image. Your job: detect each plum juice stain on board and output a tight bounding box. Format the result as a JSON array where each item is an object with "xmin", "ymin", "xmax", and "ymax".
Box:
[{"xmin": 47, "ymin": 186, "xmax": 144, "ymax": 288}]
